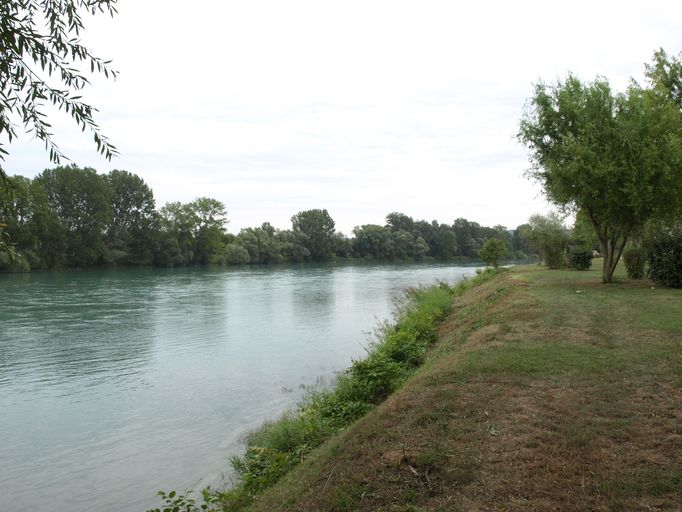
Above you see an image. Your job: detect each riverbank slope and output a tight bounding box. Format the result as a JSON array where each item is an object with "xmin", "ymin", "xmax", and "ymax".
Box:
[{"xmin": 244, "ymin": 264, "xmax": 681, "ymax": 511}]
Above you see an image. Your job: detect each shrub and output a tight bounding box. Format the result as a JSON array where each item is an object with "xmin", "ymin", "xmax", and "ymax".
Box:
[
  {"xmin": 623, "ymin": 245, "xmax": 646, "ymax": 279},
  {"xmin": 567, "ymin": 247, "xmax": 592, "ymax": 270},
  {"xmin": 544, "ymin": 244, "xmax": 566, "ymax": 269},
  {"xmin": 478, "ymin": 238, "xmax": 506, "ymax": 268},
  {"xmin": 647, "ymin": 227, "xmax": 682, "ymax": 288}
]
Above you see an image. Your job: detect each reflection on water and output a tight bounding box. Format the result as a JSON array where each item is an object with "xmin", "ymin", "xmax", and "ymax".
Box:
[{"xmin": 0, "ymin": 263, "xmax": 481, "ymax": 512}]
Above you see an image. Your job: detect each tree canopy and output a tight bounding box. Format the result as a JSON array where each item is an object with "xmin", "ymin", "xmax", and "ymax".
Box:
[
  {"xmin": 518, "ymin": 51, "xmax": 682, "ymax": 282},
  {"xmin": 1, "ymin": 166, "xmax": 536, "ymax": 271}
]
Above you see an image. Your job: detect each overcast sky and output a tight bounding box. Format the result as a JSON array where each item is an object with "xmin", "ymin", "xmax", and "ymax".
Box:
[{"xmin": 4, "ymin": 0, "xmax": 682, "ymax": 235}]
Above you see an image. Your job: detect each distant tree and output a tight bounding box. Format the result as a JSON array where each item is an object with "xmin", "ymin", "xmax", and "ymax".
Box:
[
  {"xmin": 189, "ymin": 197, "xmax": 227, "ymax": 264},
  {"xmin": 385, "ymin": 212, "xmax": 415, "ymax": 233},
  {"xmin": 33, "ymin": 165, "xmax": 110, "ymax": 266},
  {"xmin": 513, "ymin": 223, "xmax": 533, "ymax": 255},
  {"xmin": 159, "ymin": 201, "xmax": 196, "ymax": 264},
  {"xmin": 390, "ymin": 229, "xmax": 429, "ymax": 261},
  {"xmin": 105, "ymin": 170, "xmax": 157, "ymax": 264},
  {"xmin": 224, "ymin": 243, "xmax": 251, "ymax": 265},
  {"xmin": 452, "ymin": 218, "xmax": 478, "ymax": 258},
  {"xmin": 519, "ymin": 55, "xmax": 682, "ymax": 282},
  {"xmin": 276, "ymin": 229, "xmax": 311, "ymax": 262},
  {"xmin": 352, "ymin": 224, "xmax": 394, "ymax": 260},
  {"xmin": 526, "ymin": 213, "xmax": 570, "ymax": 269},
  {"xmin": 237, "ymin": 223, "xmax": 283, "ymax": 264},
  {"xmin": 291, "ymin": 209, "xmax": 336, "ymax": 262},
  {"xmin": 332, "ymin": 232, "xmax": 353, "ymax": 259},
  {"xmin": 478, "ymin": 238, "xmax": 506, "ymax": 268}
]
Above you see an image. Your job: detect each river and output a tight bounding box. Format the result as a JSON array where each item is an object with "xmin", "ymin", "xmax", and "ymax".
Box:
[{"xmin": 0, "ymin": 263, "xmax": 482, "ymax": 511}]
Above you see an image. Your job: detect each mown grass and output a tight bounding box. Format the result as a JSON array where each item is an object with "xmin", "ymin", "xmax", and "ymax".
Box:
[
  {"xmin": 212, "ymin": 268, "xmax": 504, "ymax": 511},
  {"xmin": 240, "ymin": 262, "xmax": 681, "ymax": 512}
]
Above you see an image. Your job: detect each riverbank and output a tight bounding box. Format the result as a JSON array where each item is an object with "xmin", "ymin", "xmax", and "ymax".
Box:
[{"xmin": 223, "ymin": 262, "xmax": 681, "ymax": 511}]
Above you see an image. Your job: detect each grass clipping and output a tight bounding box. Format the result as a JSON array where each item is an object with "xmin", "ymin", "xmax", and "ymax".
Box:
[{"xmin": 212, "ymin": 269, "xmax": 502, "ymax": 510}]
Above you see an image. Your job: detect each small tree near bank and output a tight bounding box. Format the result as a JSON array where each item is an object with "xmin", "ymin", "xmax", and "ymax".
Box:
[
  {"xmin": 478, "ymin": 238, "xmax": 506, "ymax": 268},
  {"xmin": 518, "ymin": 51, "xmax": 682, "ymax": 283},
  {"xmin": 526, "ymin": 213, "xmax": 569, "ymax": 269}
]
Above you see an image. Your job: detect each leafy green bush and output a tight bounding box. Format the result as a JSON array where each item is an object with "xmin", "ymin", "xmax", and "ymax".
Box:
[
  {"xmin": 623, "ymin": 245, "xmax": 647, "ymax": 279},
  {"xmin": 543, "ymin": 246, "xmax": 564, "ymax": 269},
  {"xmin": 567, "ymin": 247, "xmax": 592, "ymax": 270},
  {"xmin": 647, "ymin": 227, "xmax": 682, "ymax": 288}
]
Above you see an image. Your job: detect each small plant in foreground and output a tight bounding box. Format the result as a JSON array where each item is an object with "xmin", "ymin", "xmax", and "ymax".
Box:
[{"xmin": 146, "ymin": 489, "xmax": 220, "ymax": 512}]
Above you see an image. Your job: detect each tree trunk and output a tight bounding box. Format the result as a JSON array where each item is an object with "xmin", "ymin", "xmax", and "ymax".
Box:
[
  {"xmin": 601, "ymin": 239, "xmax": 612, "ymax": 283},
  {"xmin": 601, "ymin": 237, "xmax": 627, "ymax": 283}
]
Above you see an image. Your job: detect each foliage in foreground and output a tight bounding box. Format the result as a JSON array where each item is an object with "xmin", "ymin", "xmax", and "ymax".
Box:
[
  {"xmin": 0, "ymin": 0, "xmax": 118, "ymax": 176},
  {"xmin": 150, "ymin": 269, "xmax": 502, "ymax": 512}
]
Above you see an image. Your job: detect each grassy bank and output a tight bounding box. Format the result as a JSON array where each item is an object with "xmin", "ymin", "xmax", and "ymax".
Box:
[
  {"xmin": 234, "ymin": 263, "xmax": 681, "ymax": 511},
  {"xmin": 203, "ymin": 269, "xmax": 502, "ymax": 511}
]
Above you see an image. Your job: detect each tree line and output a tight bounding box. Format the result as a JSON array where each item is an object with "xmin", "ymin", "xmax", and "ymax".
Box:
[{"xmin": 0, "ymin": 165, "xmax": 537, "ymax": 271}]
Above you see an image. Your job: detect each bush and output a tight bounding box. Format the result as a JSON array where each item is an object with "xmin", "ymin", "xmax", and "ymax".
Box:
[
  {"xmin": 544, "ymin": 245, "xmax": 566, "ymax": 269},
  {"xmin": 567, "ymin": 247, "xmax": 592, "ymax": 270},
  {"xmin": 623, "ymin": 245, "xmax": 646, "ymax": 279},
  {"xmin": 647, "ymin": 227, "xmax": 682, "ymax": 288}
]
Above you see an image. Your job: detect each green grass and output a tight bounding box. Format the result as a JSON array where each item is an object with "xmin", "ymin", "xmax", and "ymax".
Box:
[
  {"xmin": 151, "ymin": 262, "xmax": 681, "ymax": 512},
  {"xmin": 454, "ymin": 340, "xmax": 679, "ymax": 379}
]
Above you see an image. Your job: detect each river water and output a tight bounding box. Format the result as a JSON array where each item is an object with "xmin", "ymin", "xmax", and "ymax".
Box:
[{"xmin": 0, "ymin": 263, "xmax": 481, "ymax": 512}]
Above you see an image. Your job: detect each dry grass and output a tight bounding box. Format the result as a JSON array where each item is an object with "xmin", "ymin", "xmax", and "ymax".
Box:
[{"xmin": 246, "ymin": 264, "xmax": 682, "ymax": 512}]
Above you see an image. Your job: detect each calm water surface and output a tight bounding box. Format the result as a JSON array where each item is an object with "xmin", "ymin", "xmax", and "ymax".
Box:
[{"xmin": 0, "ymin": 263, "xmax": 481, "ymax": 512}]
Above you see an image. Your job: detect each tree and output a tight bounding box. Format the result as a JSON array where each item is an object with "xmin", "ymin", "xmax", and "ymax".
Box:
[
  {"xmin": 291, "ymin": 209, "xmax": 336, "ymax": 262},
  {"xmin": 188, "ymin": 197, "xmax": 227, "ymax": 264},
  {"xmin": 352, "ymin": 224, "xmax": 394, "ymax": 260},
  {"xmin": 0, "ymin": 0, "xmax": 118, "ymax": 174},
  {"xmin": 158, "ymin": 198, "xmax": 228, "ymax": 265},
  {"xmin": 478, "ymin": 238, "xmax": 506, "ymax": 268},
  {"xmin": 105, "ymin": 170, "xmax": 157, "ymax": 264},
  {"xmin": 385, "ymin": 212, "xmax": 415, "ymax": 233},
  {"xmin": 526, "ymin": 213, "xmax": 570, "ymax": 269},
  {"xmin": 33, "ymin": 165, "xmax": 110, "ymax": 266},
  {"xmin": 518, "ymin": 56, "xmax": 682, "ymax": 283}
]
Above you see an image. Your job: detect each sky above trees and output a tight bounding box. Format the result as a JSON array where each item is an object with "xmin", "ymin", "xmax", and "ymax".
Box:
[{"xmin": 3, "ymin": 0, "xmax": 682, "ymax": 235}]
